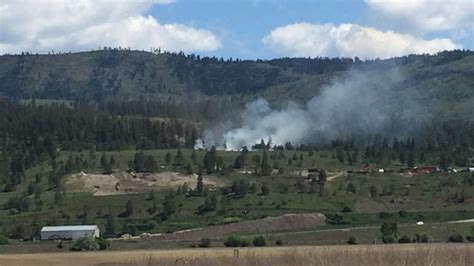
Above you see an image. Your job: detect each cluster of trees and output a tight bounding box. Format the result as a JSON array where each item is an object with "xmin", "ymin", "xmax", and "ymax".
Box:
[
  {"xmin": 320, "ymin": 120, "xmax": 474, "ymax": 168},
  {"xmin": 0, "ymin": 101, "xmax": 199, "ymax": 190},
  {"xmin": 128, "ymin": 151, "xmax": 157, "ymax": 173}
]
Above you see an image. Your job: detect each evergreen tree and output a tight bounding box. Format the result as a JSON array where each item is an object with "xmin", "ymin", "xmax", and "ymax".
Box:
[
  {"xmin": 125, "ymin": 200, "xmax": 134, "ymax": 216},
  {"xmin": 105, "ymin": 214, "xmax": 116, "ymax": 235},
  {"xmin": 174, "ymin": 148, "xmax": 184, "ymax": 165},
  {"xmin": 191, "ymin": 149, "xmax": 197, "ymax": 163},
  {"xmin": 260, "ymin": 150, "xmax": 272, "ymax": 176},
  {"xmin": 144, "ymin": 155, "xmax": 157, "ymax": 172},
  {"xmin": 261, "ymin": 183, "xmax": 270, "ymax": 195},
  {"xmin": 203, "ymin": 147, "xmax": 217, "ymax": 174},
  {"xmin": 165, "ymin": 152, "xmax": 172, "ymax": 165},
  {"xmin": 195, "ymin": 174, "xmax": 204, "ymax": 195},
  {"xmin": 407, "ymin": 152, "xmax": 415, "ymax": 168},
  {"xmin": 100, "ymin": 153, "xmax": 107, "ymax": 168}
]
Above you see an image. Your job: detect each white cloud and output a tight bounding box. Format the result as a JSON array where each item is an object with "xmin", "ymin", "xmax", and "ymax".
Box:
[
  {"xmin": 0, "ymin": 0, "xmax": 220, "ymax": 54},
  {"xmin": 263, "ymin": 23, "xmax": 459, "ymax": 59},
  {"xmin": 365, "ymin": 0, "xmax": 474, "ymax": 33}
]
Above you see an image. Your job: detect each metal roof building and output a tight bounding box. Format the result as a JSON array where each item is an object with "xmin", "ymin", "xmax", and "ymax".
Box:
[{"xmin": 40, "ymin": 225, "xmax": 100, "ymax": 240}]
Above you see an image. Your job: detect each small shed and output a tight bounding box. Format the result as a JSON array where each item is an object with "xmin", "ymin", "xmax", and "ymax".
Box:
[{"xmin": 41, "ymin": 225, "xmax": 100, "ymax": 240}]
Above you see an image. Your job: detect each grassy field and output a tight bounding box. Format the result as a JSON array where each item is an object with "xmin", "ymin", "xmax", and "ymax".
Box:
[
  {"xmin": 0, "ymin": 148, "xmax": 472, "ymax": 247},
  {"xmin": 0, "ymin": 244, "xmax": 472, "ymax": 266}
]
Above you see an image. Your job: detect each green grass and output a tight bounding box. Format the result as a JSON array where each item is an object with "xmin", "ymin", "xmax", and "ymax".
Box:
[{"xmin": 0, "ymin": 148, "xmax": 472, "ymax": 241}]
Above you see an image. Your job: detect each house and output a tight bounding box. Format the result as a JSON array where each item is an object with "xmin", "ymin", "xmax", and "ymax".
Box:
[
  {"xmin": 412, "ymin": 166, "xmax": 438, "ymax": 174},
  {"xmin": 40, "ymin": 225, "xmax": 100, "ymax": 240}
]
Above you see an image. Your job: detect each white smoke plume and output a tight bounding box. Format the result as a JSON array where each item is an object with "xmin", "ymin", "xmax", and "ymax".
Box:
[{"xmin": 198, "ymin": 68, "xmax": 430, "ymax": 150}]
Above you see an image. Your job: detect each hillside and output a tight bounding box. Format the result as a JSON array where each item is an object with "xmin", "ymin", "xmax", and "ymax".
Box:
[{"xmin": 0, "ymin": 50, "xmax": 473, "ymax": 120}]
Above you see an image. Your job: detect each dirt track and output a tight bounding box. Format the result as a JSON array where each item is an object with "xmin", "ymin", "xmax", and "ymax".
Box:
[{"xmin": 0, "ymin": 244, "xmax": 471, "ymax": 266}]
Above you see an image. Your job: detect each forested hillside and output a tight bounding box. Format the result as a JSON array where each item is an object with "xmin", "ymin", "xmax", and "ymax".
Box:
[{"xmin": 0, "ymin": 50, "xmax": 473, "ymax": 120}]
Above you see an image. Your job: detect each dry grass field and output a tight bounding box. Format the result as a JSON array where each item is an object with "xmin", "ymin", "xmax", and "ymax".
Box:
[{"xmin": 0, "ymin": 244, "xmax": 472, "ymax": 266}]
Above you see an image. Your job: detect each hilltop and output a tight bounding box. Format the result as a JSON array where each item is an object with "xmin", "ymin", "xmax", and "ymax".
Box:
[{"xmin": 0, "ymin": 50, "xmax": 473, "ymax": 120}]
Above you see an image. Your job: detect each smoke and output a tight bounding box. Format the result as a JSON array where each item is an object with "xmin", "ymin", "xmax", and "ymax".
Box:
[{"xmin": 198, "ymin": 68, "xmax": 430, "ymax": 150}]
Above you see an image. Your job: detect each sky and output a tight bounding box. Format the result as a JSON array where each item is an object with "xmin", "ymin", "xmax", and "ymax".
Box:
[{"xmin": 0, "ymin": 0, "xmax": 473, "ymax": 59}]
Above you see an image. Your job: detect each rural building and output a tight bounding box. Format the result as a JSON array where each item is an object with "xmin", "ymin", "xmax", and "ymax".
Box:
[
  {"xmin": 40, "ymin": 225, "xmax": 100, "ymax": 240},
  {"xmin": 412, "ymin": 166, "xmax": 438, "ymax": 174}
]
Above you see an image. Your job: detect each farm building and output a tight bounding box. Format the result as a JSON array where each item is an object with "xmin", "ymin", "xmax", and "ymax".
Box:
[
  {"xmin": 412, "ymin": 166, "xmax": 439, "ymax": 174},
  {"xmin": 40, "ymin": 225, "xmax": 100, "ymax": 240}
]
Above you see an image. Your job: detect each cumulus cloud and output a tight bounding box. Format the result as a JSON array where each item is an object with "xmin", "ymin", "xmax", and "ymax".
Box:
[
  {"xmin": 365, "ymin": 0, "xmax": 474, "ymax": 33},
  {"xmin": 263, "ymin": 23, "xmax": 458, "ymax": 59},
  {"xmin": 0, "ymin": 0, "xmax": 220, "ymax": 54}
]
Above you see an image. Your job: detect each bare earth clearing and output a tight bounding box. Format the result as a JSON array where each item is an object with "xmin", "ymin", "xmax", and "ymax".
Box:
[
  {"xmin": 0, "ymin": 244, "xmax": 472, "ymax": 266},
  {"xmin": 66, "ymin": 172, "xmax": 225, "ymax": 196},
  {"xmin": 113, "ymin": 213, "xmax": 326, "ymax": 246}
]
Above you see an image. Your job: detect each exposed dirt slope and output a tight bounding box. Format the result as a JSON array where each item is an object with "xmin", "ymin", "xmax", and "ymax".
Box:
[{"xmin": 66, "ymin": 171, "xmax": 225, "ymax": 196}]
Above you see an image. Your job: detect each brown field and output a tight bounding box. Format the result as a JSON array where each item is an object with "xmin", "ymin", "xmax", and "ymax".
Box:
[
  {"xmin": 113, "ymin": 213, "xmax": 326, "ymax": 247},
  {"xmin": 0, "ymin": 244, "xmax": 472, "ymax": 266}
]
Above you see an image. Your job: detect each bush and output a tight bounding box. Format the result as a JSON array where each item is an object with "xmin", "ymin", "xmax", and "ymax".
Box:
[
  {"xmin": 252, "ymin": 236, "xmax": 266, "ymax": 247},
  {"xmin": 398, "ymin": 235, "xmax": 411, "ymax": 243},
  {"xmin": 466, "ymin": 235, "xmax": 474, "ymax": 242},
  {"xmin": 382, "ymin": 235, "xmax": 396, "ymax": 244},
  {"xmin": 0, "ymin": 235, "xmax": 8, "ymax": 245},
  {"xmin": 275, "ymin": 239, "xmax": 283, "ymax": 246},
  {"xmin": 96, "ymin": 237, "xmax": 110, "ymax": 250},
  {"xmin": 224, "ymin": 236, "xmax": 242, "ymax": 247},
  {"xmin": 198, "ymin": 238, "xmax": 211, "ymax": 248},
  {"xmin": 347, "ymin": 236, "xmax": 358, "ymax": 245},
  {"xmin": 70, "ymin": 237, "xmax": 99, "ymax": 251},
  {"xmin": 341, "ymin": 206, "xmax": 352, "ymax": 213},
  {"xmin": 240, "ymin": 239, "xmax": 251, "ymax": 247},
  {"xmin": 448, "ymin": 233, "xmax": 464, "ymax": 243},
  {"xmin": 413, "ymin": 233, "xmax": 430, "ymax": 243}
]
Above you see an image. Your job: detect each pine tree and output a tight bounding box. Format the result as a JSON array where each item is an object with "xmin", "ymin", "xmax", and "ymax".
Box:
[
  {"xmin": 191, "ymin": 149, "xmax": 197, "ymax": 162},
  {"xmin": 144, "ymin": 155, "xmax": 157, "ymax": 172},
  {"xmin": 165, "ymin": 152, "xmax": 171, "ymax": 165},
  {"xmin": 261, "ymin": 183, "xmax": 270, "ymax": 195},
  {"xmin": 174, "ymin": 148, "xmax": 184, "ymax": 165},
  {"xmin": 125, "ymin": 200, "xmax": 134, "ymax": 216},
  {"xmin": 195, "ymin": 174, "xmax": 204, "ymax": 195},
  {"xmin": 105, "ymin": 213, "xmax": 116, "ymax": 235},
  {"xmin": 261, "ymin": 150, "xmax": 272, "ymax": 176}
]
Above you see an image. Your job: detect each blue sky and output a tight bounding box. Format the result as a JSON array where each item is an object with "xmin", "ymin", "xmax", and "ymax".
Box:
[
  {"xmin": 149, "ymin": 0, "xmax": 368, "ymax": 58},
  {"xmin": 0, "ymin": 0, "xmax": 472, "ymax": 59}
]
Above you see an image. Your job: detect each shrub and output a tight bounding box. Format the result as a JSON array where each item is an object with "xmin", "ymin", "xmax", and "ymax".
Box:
[
  {"xmin": 70, "ymin": 237, "xmax": 99, "ymax": 251},
  {"xmin": 275, "ymin": 239, "xmax": 283, "ymax": 246},
  {"xmin": 398, "ymin": 210, "xmax": 409, "ymax": 218},
  {"xmin": 382, "ymin": 235, "xmax": 396, "ymax": 244},
  {"xmin": 224, "ymin": 236, "xmax": 242, "ymax": 247},
  {"xmin": 347, "ymin": 236, "xmax": 358, "ymax": 245},
  {"xmin": 96, "ymin": 237, "xmax": 110, "ymax": 250},
  {"xmin": 240, "ymin": 239, "xmax": 251, "ymax": 247},
  {"xmin": 0, "ymin": 235, "xmax": 8, "ymax": 245},
  {"xmin": 448, "ymin": 233, "xmax": 464, "ymax": 243},
  {"xmin": 398, "ymin": 235, "xmax": 411, "ymax": 243},
  {"xmin": 341, "ymin": 206, "xmax": 352, "ymax": 213},
  {"xmin": 380, "ymin": 220, "xmax": 398, "ymax": 236},
  {"xmin": 466, "ymin": 235, "xmax": 474, "ymax": 242},
  {"xmin": 252, "ymin": 236, "xmax": 266, "ymax": 247},
  {"xmin": 198, "ymin": 238, "xmax": 211, "ymax": 248},
  {"xmin": 414, "ymin": 233, "xmax": 430, "ymax": 243}
]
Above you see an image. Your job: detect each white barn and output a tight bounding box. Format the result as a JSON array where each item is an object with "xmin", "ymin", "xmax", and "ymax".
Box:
[{"xmin": 41, "ymin": 225, "xmax": 100, "ymax": 240}]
